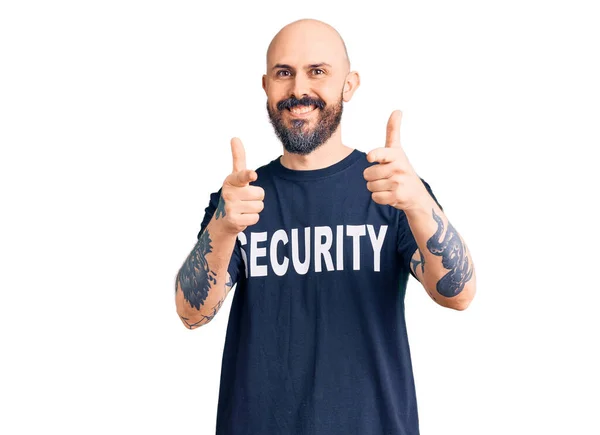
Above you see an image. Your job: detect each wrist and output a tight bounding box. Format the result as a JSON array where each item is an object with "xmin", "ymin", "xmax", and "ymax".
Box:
[
  {"xmin": 401, "ymin": 192, "xmax": 437, "ymax": 219},
  {"xmin": 208, "ymin": 215, "xmax": 241, "ymax": 239}
]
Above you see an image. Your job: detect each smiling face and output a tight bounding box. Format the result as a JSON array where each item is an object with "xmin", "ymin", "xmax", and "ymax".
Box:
[
  {"xmin": 265, "ymin": 87, "xmax": 344, "ymax": 156},
  {"xmin": 263, "ymin": 19, "xmax": 360, "ymax": 155}
]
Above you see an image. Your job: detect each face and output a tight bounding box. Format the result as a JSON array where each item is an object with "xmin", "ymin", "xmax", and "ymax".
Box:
[
  {"xmin": 263, "ymin": 22, "xmax": 359, "ymax": 155},
  {"xmin": 266, "ymin": 87, "xmax": 344, "ymax": 156}
]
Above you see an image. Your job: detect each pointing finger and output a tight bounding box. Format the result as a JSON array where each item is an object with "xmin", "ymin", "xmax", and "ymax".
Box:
[
  {"xmin": 228, "ymin": 169, "xmax": 257, "ymax": 187},
  {"xmin": 366, "ymin": 147, "xmax": 396, "ymax": 164}
]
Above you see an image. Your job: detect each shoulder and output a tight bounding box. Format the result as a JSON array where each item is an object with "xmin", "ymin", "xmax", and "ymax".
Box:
[{"xmin": 254, "ymin": 155, "xmax": 281, "ymax": 177}]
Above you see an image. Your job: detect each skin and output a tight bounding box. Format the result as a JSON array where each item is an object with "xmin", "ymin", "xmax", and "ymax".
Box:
[{"xmin": 262, "ymin": 19, "xmax": 360, "ymax": 170}]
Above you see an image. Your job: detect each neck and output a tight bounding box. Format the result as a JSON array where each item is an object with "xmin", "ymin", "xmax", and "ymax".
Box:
[{"xmin": 279, "ymin": 127, "xmax": 354, "ymax": 170}]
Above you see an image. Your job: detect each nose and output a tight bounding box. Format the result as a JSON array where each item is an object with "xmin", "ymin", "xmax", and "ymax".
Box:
[{"xmin": 290, "ymin": 73, "xmax": 311, "ymax": 100}]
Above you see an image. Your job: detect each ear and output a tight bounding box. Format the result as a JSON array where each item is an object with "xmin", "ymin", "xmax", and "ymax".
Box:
[
  {"xmin": 262, "ymin": 74, "xmax": 267, "ymax": 95},
  {"xmin": 342, "ymin": 71, "xmax": 360, "ymax": 102}
]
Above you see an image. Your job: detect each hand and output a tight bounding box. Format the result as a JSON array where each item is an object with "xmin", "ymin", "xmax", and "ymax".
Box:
[
  {"xmin": 218, "ymin": 137, "xmax": 265, "ymax": 235},
  {"xmin": 363, "ymin": 110, "xmax": 427, "ymax": 211}
]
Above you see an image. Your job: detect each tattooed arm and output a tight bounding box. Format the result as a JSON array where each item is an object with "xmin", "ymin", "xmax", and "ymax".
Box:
[
  {"xmin": 406, "ymin": 195, "xmax": 476, "ymax": 311},
  {"xmin": 175, "ymin": 140, "xmax": 264, "ymax": 329},
  {"xmin": 175, "ymin": 203, "xmax": 238, "ymax": 329},
  {"xmin": 175, "ymin": 137, "xmax": 263, "ymax": 328}
]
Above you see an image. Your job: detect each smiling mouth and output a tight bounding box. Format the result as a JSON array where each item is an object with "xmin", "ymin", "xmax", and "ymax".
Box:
[{"xmin": 287, "ymin": 105, "xmax": 317, "ymax": 116}]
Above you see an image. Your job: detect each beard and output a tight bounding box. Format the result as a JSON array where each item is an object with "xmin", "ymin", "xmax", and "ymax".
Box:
[{"xmin": 266, "ymin": 93, "xmax": 344, "ymax": 156}]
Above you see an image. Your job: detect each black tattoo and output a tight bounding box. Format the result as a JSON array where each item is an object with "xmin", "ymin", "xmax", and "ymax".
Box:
[
  {"xmin": 176, "ymin": 229, "xmax": 217, "ymax": 310},
  {"xmin": 410, "ymin": 248, "xmax": 426, "ymax": 276},
  {"xmin": 426, "ymin": 209, "xmax": 474, "ymax": 298},
  {"xmin": 179, "ymin": 296, "xmax": 225, "ymax": 329},
  {"xmin": 215, "ymin": 195, "xmax": 226, "ymax": 219}
]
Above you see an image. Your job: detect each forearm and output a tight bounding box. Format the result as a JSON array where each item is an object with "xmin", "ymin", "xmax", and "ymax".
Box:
[
  {"xmin": 175, "ymin": 213, "xmax": 238, "ymax": 329},
  {"xmin": 404, "ymin": 195, "xmax": 476, "ymax": 310}
]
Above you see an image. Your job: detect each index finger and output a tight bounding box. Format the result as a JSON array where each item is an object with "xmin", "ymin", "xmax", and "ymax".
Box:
[
  {"xmin": 227, "ymin": 169, "xmax": 257, "ymax": 187},
  {"xmin": 366, "ymin": 147, "xmax": 396, "ymax": 164}
]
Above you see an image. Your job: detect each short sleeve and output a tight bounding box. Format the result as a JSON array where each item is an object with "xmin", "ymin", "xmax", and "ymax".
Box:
[
  {"xmin": 396, "ymin": 177, "xmax": 443, "ymax": 280},
  {"xmin": 197, "ymin": 187, "xmax": 245, "ymax": 287}
]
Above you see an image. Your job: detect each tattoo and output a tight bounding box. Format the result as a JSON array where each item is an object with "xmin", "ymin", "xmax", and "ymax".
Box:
[
  {"xmin": 176, "ymin": 229, "xmax": 217, "ymax": 310},
  {"xmin": 179, "ymin": 296, "xmax": 225, "ymax": 329},
  {"xmin": 215, "ymin": 195, "xmax": 226, "ymax": 219},
  {"xmin": 426, "ymin": 209, "xmax": 474, "ymax": 297},
  {"xmin": 410, "ymin": 248, "xmax": 426, "ymax": 276}
]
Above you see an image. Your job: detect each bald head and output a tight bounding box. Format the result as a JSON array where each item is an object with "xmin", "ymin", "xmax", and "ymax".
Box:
[
  {"xmin": 262, "ymin": 19, "xmax": 361, "ymax": 155},
  {"xmin": 266, "ymin": 19, "xmax": 350, "ymax": 73}
]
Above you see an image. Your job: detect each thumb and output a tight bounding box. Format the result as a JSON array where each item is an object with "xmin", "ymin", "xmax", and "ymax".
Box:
[
  {"xmin": 231, "ymin": 137, "xmax": 247, "ymax": 173},
  {"xmin": 385, "ymin": 110, "xmax": 402, "ymax": 148}
]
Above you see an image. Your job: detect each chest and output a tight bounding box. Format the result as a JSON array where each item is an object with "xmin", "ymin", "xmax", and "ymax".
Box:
[{"xmin": 237, "ymin": 180, "xmax": 399, "ymax": 279}]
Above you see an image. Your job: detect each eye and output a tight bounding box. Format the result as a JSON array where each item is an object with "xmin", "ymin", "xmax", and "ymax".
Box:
[
  {"xmin": 312, "ymin": 68, "xmax": 325, "ymax": 75},
  {"xmin": 276, "ymin": 70, "xmax": 291, "ymax": 77}
]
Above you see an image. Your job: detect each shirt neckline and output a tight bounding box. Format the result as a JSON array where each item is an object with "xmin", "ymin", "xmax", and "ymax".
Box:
[{"xmin": 269, "ymin": 149, "xmax": 363, "ymax": 181}]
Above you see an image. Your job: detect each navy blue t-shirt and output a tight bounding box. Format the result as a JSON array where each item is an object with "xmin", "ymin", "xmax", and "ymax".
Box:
[{"xmin": 198, "ymin": 149, "xmax": 443, "ymax": 435}]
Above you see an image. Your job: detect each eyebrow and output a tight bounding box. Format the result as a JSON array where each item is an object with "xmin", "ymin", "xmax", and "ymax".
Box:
[{"xmin": 271, "ymin": 62, "xmax": 332, "ymax": 71}]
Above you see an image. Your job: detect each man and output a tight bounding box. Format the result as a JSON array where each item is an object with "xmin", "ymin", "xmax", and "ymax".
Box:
[{"xmin": 175, "ymin": 18, "xmax": 476, "ymax": 435}]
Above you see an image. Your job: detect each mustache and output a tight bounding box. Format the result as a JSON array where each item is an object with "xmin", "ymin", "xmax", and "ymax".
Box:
[{"xmin": 276, "ymin": 96, "xmax": 326, "ymax": 111}]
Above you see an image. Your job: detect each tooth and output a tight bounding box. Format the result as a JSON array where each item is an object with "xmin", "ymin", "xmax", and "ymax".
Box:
[{"xmin": 291, "ymin": 105, "xmax": 313, "ymax": 114}]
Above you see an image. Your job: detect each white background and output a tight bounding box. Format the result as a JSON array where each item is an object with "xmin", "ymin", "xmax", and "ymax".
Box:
[{"xmin": 1, "ymin": 0, "xmax": 599, "ymax": 434}]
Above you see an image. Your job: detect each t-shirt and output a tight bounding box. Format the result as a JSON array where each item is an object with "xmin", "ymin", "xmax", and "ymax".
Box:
[{"xmin": 197, "ymin": 148, "xmax": 443, "ymax": 435}]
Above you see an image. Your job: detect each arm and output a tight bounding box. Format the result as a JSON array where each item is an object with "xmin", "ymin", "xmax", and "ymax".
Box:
[
  {"xmin": 362, "ymin": 111, "xmax": 475, "ymax": 310},
  {"xmin": 175, "ymin": 202, "xmax": 237, "ymax": 329},
  {"xmin": 174, "ymin": 136, "xmax": 263, "ymax": 329},
  {"xmin": 406, "ymin": 194, "xmax": 476, "ymax": 311}
]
